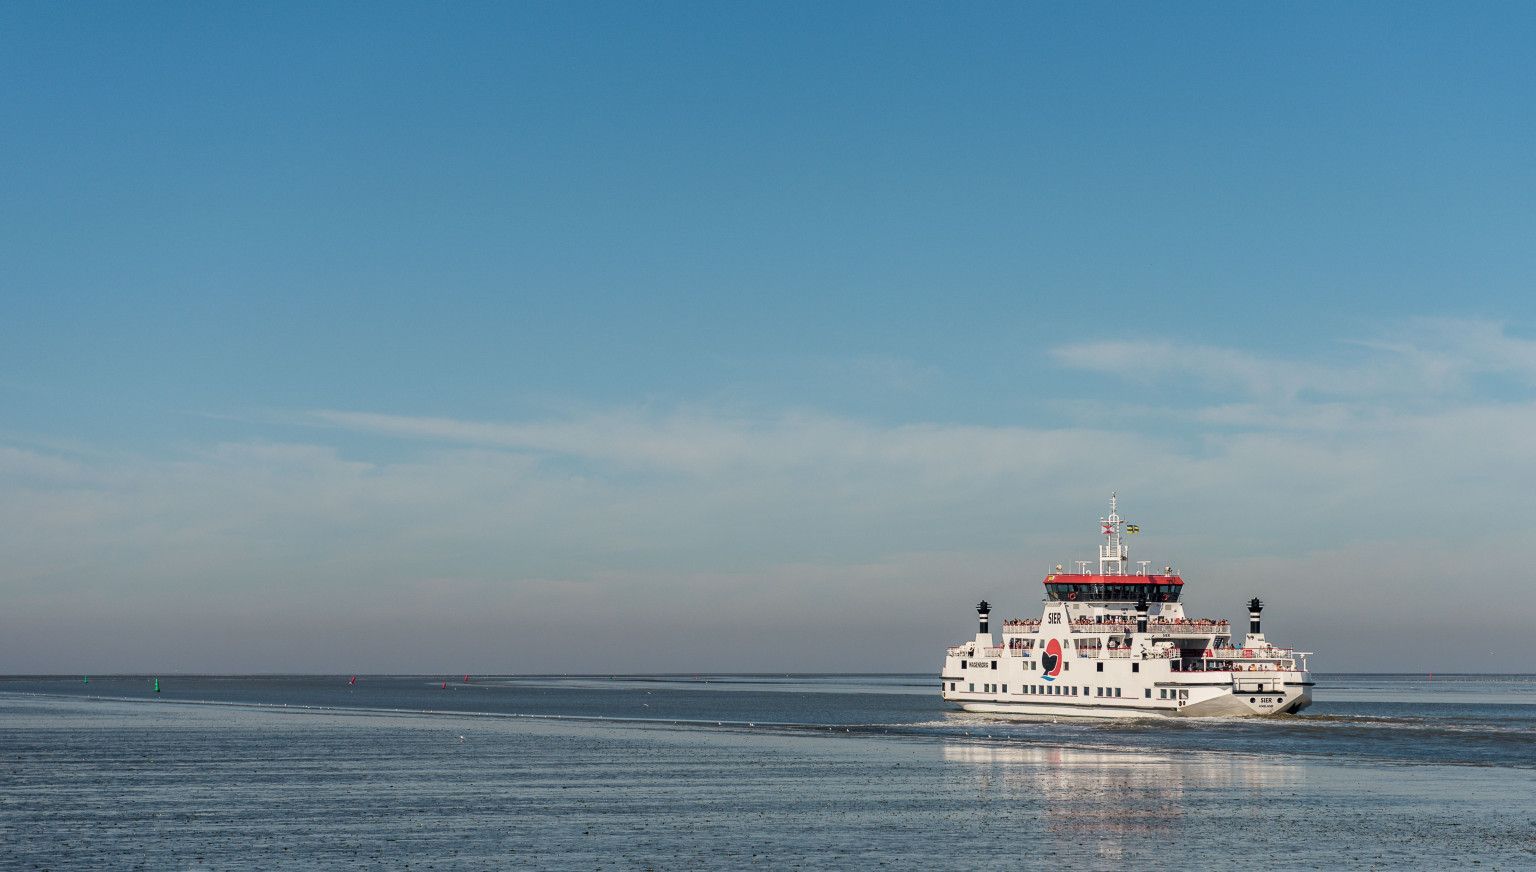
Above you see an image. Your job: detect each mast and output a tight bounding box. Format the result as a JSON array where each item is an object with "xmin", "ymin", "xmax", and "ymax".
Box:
[{"xmin": 1098, "ymin": 493, "xmax": 1129, "ymax": 575}]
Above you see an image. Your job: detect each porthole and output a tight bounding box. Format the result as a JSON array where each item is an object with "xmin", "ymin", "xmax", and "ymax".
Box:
[{"xmin": 1250, "ymin": 697, "xmax": 1257, "ymax": 703}]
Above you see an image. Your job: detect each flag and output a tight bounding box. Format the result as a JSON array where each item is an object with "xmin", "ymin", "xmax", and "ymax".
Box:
[{"xmin": 1126, "ymin": 524, "xmax": 1140, "ymax": 534}]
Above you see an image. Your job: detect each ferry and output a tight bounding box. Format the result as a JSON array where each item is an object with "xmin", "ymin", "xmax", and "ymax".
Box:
[{"xmin": 940, "ymin": 495, "xmax": 1313, "ymax": 717}]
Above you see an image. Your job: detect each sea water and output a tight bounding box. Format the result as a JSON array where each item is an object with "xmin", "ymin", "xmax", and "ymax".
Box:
[{"xmin": 1, "ymin": 674, "xmax": 1533, "ymax": 869}]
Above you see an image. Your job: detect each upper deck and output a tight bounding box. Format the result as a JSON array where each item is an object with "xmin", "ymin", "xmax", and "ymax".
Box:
[{"xmin": 1003, "ymin": 616, "xmax": 1231, "ymax": 636}]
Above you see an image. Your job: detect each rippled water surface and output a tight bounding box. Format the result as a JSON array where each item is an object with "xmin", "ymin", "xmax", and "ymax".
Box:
[{"xmin": 2, "ymin": 674, "xmax": 1534, "ymax": 869}]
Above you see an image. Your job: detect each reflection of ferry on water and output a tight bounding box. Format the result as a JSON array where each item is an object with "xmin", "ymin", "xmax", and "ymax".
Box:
[
  {"xmin": 940, "ymin": 495, "xmax": 1314, "ymax": 717},
  {"xmin": 941, "ymin": 743, "xmax": 1303, "ymax": 857}
]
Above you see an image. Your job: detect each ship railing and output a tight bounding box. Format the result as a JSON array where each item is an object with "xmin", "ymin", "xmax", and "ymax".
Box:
[
  {"xmin": 1067, "ymin": 621, "xmax": 1231, "ymax": 635},
  {"xmin": 1190, "ymin": 664, "xmax": 1296, "ymax": 673},
  {"xmin": 1070, "ymin": 624, "xmax": 1134, "ymax": 634},
  {"xmin": 1202, "ymin": 647, "xmax": 1296, "ymax": 660},
  {"xmin": 982, "ymin": 647, "xmax": 1005, "ymax": 658},
  {"xmin": 1184, "ymin": 659, "xmax": 1301, "ymax": 672},
  {"xmin": 1150, "ymin": 619, "xmax": 1230, "ymax": 628},
  {"xmin": 1006, "ymin": 619, "xmax": 1232, "ymax": 633},
  {"xmin": 1074, "ymin": 647, "xmax": 1182, "ymax": 660},
  {"xmin": 1149, "ymin": 621, "xmax": 1231, "ymax": 634},
  {"xmin": 947, "ymin": 646, "xmax": 974, "ymax": 657}
]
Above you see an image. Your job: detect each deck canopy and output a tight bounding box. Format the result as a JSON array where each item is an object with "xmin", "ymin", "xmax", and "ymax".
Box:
[{"xmin": 1043, "ymin": 574, "xmax": 1184, "ymax": 603}]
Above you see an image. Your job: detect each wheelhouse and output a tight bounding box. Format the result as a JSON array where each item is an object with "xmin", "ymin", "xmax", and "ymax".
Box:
[{"xmin": 1044, "ymin": 574, "xmax": 1185, "ymax": 603}]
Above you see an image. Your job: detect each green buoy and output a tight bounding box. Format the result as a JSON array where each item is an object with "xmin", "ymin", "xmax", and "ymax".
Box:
[
  {"xmin": 82, "ymin": 675, "xmax": 89, "ymax": 684},
  {"xmin": 153, "ymin": 677, "xmax": 160, "ymax": 693}
]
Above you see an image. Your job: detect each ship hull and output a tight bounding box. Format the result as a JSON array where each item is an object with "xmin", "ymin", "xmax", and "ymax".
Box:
[{"xmin": 954, "ymin": 686, "xmax": 1311, "ymax": 719}]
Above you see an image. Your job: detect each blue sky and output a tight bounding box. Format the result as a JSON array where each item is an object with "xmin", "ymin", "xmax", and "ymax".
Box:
[{"xmin": 3, "ymin": 3, "xmax": 1535, "ymax": 672}]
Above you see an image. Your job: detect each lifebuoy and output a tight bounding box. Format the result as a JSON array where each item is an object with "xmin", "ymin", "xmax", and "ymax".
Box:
[
  {"xmin": 1067, "ymin": 592, "xmax": 1077, "ymax": 601},
  {"xmin": 1160, "ymin": 593, "xmax": 1171, "ymax": 602}
]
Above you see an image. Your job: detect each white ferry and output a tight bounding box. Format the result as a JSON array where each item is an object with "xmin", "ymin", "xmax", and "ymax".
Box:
[{"xmin": 940, "ymin": 495, "xmax": 1314, "ymax": 718}]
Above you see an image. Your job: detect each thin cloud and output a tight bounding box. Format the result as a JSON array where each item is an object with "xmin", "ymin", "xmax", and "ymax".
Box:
[
  {"xmin": 6, "ymin": 321, "xmax": 1536, "ymax": 671},
  {"xmin": 1051, "ymin": 317, "xmax": 1536, "ymax": 402},
  {"xmin": 307, "ymin": 407, "xmax": 1154, "ymax": 480}
]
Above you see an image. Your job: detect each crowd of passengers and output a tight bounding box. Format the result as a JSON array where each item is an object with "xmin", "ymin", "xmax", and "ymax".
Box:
[{"xmin": 1002, "ymin": 617, "xmax": 1229, "ymax": 628}]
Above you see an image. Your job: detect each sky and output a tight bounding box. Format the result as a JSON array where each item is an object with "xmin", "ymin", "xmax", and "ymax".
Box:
[{"xmin": 3, "ymin": 2, "xmax": 1535, "ymax": 673}]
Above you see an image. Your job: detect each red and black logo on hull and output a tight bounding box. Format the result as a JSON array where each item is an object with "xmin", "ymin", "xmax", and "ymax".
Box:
[{"xmin": 1041, "ymin": 638, "xmax": 1064, "ymax": 681}]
